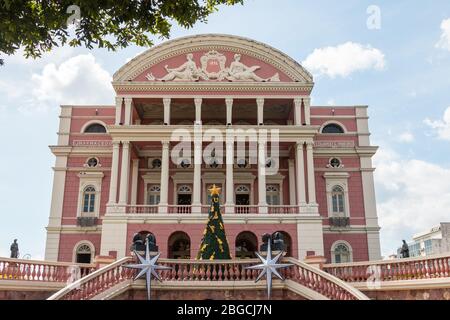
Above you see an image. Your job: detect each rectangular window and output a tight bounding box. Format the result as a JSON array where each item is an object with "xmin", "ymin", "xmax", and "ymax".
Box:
[
  {"xmin": 83, "ymin": 194, "xmax": 89, "ymax": 212},
  {"xmin": 424, "ymin": 240, "xmax": 433, "ymax": 255},
  {"xmin": 89, "ymin": 194, "xmax": 95, "ymax": 212},
  {"xmin": 332, "ymin": 195, "xmax": 338, "ymax": 213}
]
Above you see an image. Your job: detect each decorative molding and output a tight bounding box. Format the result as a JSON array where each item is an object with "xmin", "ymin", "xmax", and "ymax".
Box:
[{"xmin": 113, "ymin": 34, "xmax": 313, "ymax": 84}]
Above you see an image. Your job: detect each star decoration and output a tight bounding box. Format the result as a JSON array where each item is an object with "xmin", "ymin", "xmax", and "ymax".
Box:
[
  {"xmin": 124, "ymin": 242, "xmax": 172, "ymax": 300},
  {"xmin": 245, "ymin": 238, "xmax": 293, "ymax": 299},
  {"xmin": 208, "ymin": 184, "xmax": 221, "ymax": 196}
]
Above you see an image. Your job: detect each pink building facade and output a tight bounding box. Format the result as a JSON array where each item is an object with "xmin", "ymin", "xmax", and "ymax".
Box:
[{"xmin": 44, "ymin": 34, "xmax": 381, "ymax": 264}]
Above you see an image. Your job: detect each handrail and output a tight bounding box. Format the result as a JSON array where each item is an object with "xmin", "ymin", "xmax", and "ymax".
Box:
[
  {"xmin": 323, "ymin": 253, "xmax": 450, "ymax": 283},
  {"xmin": 48, "ymin": 257, "xmax": 368, "ymax": 300},
  {"xmin": 0, "ymin": 257, "xmax": 95, "ymax": 283},
  {"xmin": 324, "ymin": 252, "xmax": 450, "ymax": 268},
  {"xmin": 284, "ymin": 257, "xmax": 369, "ymax": 300},
  {"xmin": 47, "ymin": 256, "xmax": 132, "ymax": 300},
  {"xmin": 0, "ymin": 256, "xmax": 95, "ymax": 267}
]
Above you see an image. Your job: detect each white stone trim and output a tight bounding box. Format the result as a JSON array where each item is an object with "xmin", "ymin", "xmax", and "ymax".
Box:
[
  {"xmin": 324, "ymin": 172, "xmax": 351, "ymax": 217},
  {"xmin": 297, "ymin": 219, "xmax": 324, "ymax": 260},
  {"xmin": 330, "ymin": 240, "xmax": 353, "ymax": 263},
  {"xmin": 80, "ymin": 120, "xmax": 108, "ymax": 134},
  {"xmin": 58, "ymin": 106, "xmax": 72, "ymax": 145},
  {"xmin": 142, "ymin": 173, "xmax": 161, "ymax": 205},
  {"xmin": 99, "ymin": 220, "xmax": 128, "ymax": 258},
  {"xmin": 72, "ymin": 240, "xmax": 96, "ymax": 263},
  {"xmin": 76, "ymin": 171, "xmax": 104, "ymax": 218},
  {"xmin": 319, "ymin": 120, "xmax": 348, "ymax": 134}
]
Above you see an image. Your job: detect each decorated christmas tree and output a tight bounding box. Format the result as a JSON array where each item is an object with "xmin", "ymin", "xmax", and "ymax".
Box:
[{"xmin": 196, "ymin": 184, "xmax": 232, "ymax": 260}]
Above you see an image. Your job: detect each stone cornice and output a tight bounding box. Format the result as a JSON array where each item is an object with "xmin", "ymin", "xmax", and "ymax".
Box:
[
  {"xmin": 112, "ymin": 81, "xmax": 313, "ymax": 95},
  {"xmin": 106, "ymin": 125, "xmax": 320, "ymax": 142}
]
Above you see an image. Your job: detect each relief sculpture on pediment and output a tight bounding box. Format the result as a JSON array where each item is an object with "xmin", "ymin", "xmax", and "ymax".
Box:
[{"xmin": 145, "ymin": 51, "xmax": 280, "ymax": 82}]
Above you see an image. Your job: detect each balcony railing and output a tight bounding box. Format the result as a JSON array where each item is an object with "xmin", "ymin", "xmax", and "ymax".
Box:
[
  {"xmin": 125, "ymin": 204, "xmax": 301, "ymax": 215},
  {"xmin": 126, "ymin": 205, "xmax": 159, "ymax": 214},
  {"xmin": 167, "ymin": 205, "xmax": 192, "ymax": 214}
]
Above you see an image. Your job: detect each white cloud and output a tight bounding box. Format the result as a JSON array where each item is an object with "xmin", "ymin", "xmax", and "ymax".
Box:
[
  {"xmin": 30, "ymin": 54, "xmax": 114, "ymax": 111},
  {"xmin": 424, "ymin": 107, "xmax": 450, "ymax": 141},
  {"xmin": 374, "ymin": 148, "xmax": 450, "ymax": 255},
  {"xmin": 302, "ymin": 42, "xmax": 386, "ymax": 78},
  {"xmin": 397, "ymin": 131, "xmax": 414, "ymax": 143},
  {"xmin": 436, "ymin": 18, "xmax": 450, "ymax": 51}
]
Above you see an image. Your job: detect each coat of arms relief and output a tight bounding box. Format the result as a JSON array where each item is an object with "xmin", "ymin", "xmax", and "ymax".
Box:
[{"xmin": 145, "ymin": 51, "xmax": 280, "ymax": 82}]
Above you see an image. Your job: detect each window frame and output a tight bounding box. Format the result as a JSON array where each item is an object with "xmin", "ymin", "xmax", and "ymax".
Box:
[
  {"xmin": 331, "ymin": 241, "xmax": 353, "ymax": 263},
  {"xmin": 320, "ymin": 121, "xmax": 347, "ymax": 134}
]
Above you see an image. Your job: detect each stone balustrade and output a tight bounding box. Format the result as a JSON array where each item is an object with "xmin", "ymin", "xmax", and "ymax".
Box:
[
  {"xmin": 323, "ymin": 253, "xmax": 450, "ymax": 283},
  {"xmin": 48, "ymin": 257, "xmax": 367, "ymax": 300},
  {"xmin": 0, "ymin": 257, "xmax": 95, "ymax": 283},
  {"xmin": 125, "ymin": 205, "xmax": 301, "ymax": 215}
]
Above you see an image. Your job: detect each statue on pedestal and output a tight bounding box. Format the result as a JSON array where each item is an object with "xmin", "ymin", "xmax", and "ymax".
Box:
[
  {"xmin": 400, "ymin": 240, "xmax": 410, "ymax": 258},
  {"xmin": 10, "ymin": 239, "xmax": 19, "ymax": 259},
  {"xmin": 131, "ymin": 233, "xmax": 158, "ymax": 252}
]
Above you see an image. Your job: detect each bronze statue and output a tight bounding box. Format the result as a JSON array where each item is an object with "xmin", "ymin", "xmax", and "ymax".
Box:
[
  {"xmin": 10, "ymin": 239, "xmax": 19, "ymax": 259},
  {"xmin": 400, "ymin": 240, "xmax": 410, "ymax": 258}
]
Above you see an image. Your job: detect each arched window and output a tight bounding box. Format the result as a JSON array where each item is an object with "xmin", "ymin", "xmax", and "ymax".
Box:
[
  {"xmin": 331, "ymin": 186, "xmax": 345, "ymax": 215},
  {"xmin": 84, "ymin": 123, "xmax": 107, "ymax": 133},
  {"xmin": 332, "ymin": 242, "xmax": 352, "ymax": 263},
  {"xmin": 266, "ymin": 185, "xmax": 280, "ymax": 205},
  {"xmin": 177, "ymin": 185, "xmax": 192, "ymax": 206},
  {"xmin": 235, "ymin": 231, "xmax": 258, "ymax": 259},
  {"xmin": 322, "ymin": 123, "xmax": 344, "ymax": 134},
  {"xmin": 235, "ymin": 185, "xmax": 250, "ymax": 206},
  {"xmin": 82, "ymin": 186, "xmax": 96, "ymax": 213},
  {"xmin": 147, "ymin": 185, "xmax": 160, "ymax": 205},
  {"xmin": 168, "ymin": 231, "xmax": 191, "ymax": 259},
  {"xmin": 75, "ymin": 243, "xmax": 92, "ymax": 263}
]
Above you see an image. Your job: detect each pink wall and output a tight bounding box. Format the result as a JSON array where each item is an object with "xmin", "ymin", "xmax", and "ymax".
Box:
[
  {"xmin": 323, "ymin": 233, "xmax": 369, "ymax": 263},
  {"xmin": 127, "ymin": 223, "xmax": 298, "ymax": 259},
  {"xmin": 58, "ymin": 233, "xmax": 101, "ymax": 262}
]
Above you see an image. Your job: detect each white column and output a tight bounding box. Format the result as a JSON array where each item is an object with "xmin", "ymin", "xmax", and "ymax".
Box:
[
  {"xmin": 163, "ymin": 97, "xmax": 171, "ymax": 125},
  {"xmin": 192, "ymin": 141, "xmax": 202, "ymax": 213},
  {"xmin": 159, "ymin": 141, "xmax": 170, "ymax": 213},
  {"xmin": 108, "ymin": 141, "xmax": 120, "ymax": 204},
  {"xmin": 288, "ymin": 159, "xmax": 297, "ymax": 206},
  {"xmin": 306, "ymin": 141, "xmax": 316, "ymax": 204},
  {"xmin": 295, "ymin": 142, "xmax": 306, "ymax": 205},
  {"xmin": 124, "ymin": 97, "xmax": 132, "ymax": 125},
  {"xmin": 258, "ymin": 141, "xmax": 267, "ymax": 213},
  {"xmin": 45, "ymin": 155, "xmax": 68, "ymax": 261},
  {"xmin": 294, "ymin": 98, "xmax": 302, "ymax": 125},
  {"xmin": 225, "ymin": 140, "xmax": 234, "ymax": 213},
  {"xmin": 303, "ymin": 97, "xmax": 311, "ymax": 125},
  {"xmin": 361, "ymin": 156, "xmax": 382, "ymax": 260},
  {"xmin": 130, "ymin": 159, "xmax": 139, "ymax": 205},
  {"xmin": 226, "ymin": 98, "xmax": 233, "ymax": 125},
  {"xmin": 194, "ymin": 97, "xmax": 202, "ymax": 125},
  {"xmin": 257, "ymin": 98, "xmax": 264, "ymax": 125},
  {"xmin": 115, "ymin": 97, "xmax": 123, "ymax": 125},
  {"xmin": 119, "ymin": 141, "xmax": 130, "ymax": 205}
]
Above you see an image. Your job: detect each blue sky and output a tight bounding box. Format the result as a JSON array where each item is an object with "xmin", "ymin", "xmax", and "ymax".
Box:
[{"xmin": 1, "ymin": 0, "xmax": 450, "ymax": 259}]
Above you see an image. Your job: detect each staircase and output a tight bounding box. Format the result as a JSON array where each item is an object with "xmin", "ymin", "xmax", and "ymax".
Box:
[{"xmin": 47, "ymin": 257, "xmax": 368, "ymax": 300}]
